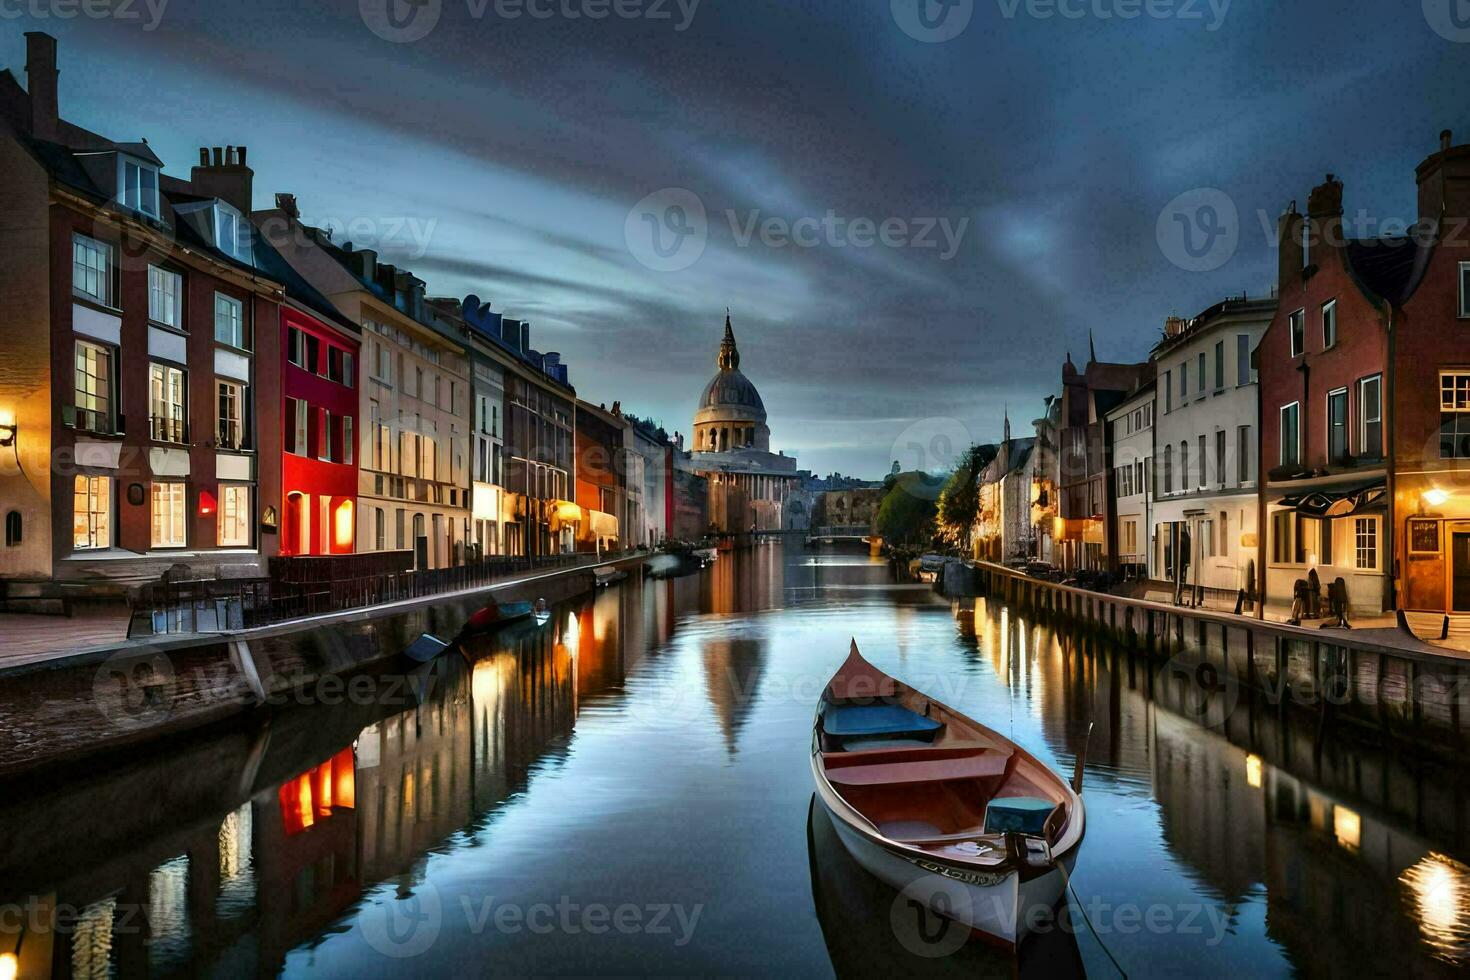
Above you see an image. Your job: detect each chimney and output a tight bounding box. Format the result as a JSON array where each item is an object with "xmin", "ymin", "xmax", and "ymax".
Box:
[
  {"xmin": 24, "ymin": 33, "xmax": 58, "ymax": 142},
  {"xmin": 1277, "ymin": 201, "xmax": 1304, "ymax": 292},
  {"xmin": 275, "ymin": 192, "xmax": 299, "ymax": 219},
  {"xmin": 1306, "ymin": 174, "xmax": 1344, "ymax": 255},
  {"xmin": 191, "ymin": 144, "xmax": 255, "ymax": 214},
  {"xmin": 1164, "ymin": 315, "xmax": 1186, "ymax": 338},
  {"xmin": 1417, "ymin": 129, "xmax": 1470, "ymax": 225}
]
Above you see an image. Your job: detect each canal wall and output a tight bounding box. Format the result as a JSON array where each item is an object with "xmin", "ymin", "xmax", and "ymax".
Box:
[
  {"xmin": 960, "ymin": 561, "xmax": 1470, "ymax": 755},
  {"xmin": 0, "ymin": 554, "xmax": 649, "ymax": 778}
]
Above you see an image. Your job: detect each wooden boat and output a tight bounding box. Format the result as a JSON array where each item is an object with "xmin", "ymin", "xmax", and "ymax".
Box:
[
  {"xmin": 403, "ymin": 633, "xmax": 451, "ymax": 664},
  {"xmin": 811, "ymin": 642, "xmax": 1087, "ymax": 951},
  {"xmin": 460, "ymin": 598, "xmax": 536, "ymax": 637}
]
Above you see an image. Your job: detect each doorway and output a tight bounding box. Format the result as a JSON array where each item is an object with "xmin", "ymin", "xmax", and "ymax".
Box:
[{"xmin": 1453, "ymin": 531, "xmax": 1470, "ymax": 612}]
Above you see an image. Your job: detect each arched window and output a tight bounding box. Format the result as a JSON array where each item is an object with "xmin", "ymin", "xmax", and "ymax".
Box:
[{"xmin": 4, "ymin": 510, "xmax": 20, "ymax": 547}]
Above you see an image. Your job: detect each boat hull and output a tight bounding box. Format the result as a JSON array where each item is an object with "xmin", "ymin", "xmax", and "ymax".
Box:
[{"xmin": 816, "ymin": 794, "xmax": 1070, "ymax": 949}]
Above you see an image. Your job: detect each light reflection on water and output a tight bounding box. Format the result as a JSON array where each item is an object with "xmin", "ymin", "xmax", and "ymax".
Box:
[{"xmin": 0, "ymin": 541, "xmax": 1467, "ymax": 977}]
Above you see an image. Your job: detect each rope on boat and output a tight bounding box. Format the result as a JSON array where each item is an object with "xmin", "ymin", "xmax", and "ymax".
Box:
[{"xmin": 1054, "ymin": 857, "xmax": 1128, "ymax": 980}]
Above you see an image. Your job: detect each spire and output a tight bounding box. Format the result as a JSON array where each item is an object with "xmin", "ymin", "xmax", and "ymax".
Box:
[
  {"xmin": 1003, "ymin": 405, "xmax": 1011, "ymax": 444},
  {"xmin": 1088, "ymin": 329, "xmax": 1097, "ymax": 365},
  {"xmin": 718, "ymin": 310, "xmax": 740, "ymax": 370}
]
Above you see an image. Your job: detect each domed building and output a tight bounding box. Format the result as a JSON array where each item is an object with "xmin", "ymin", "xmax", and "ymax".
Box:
[{"xmin": 690, "ymin": 315, "xmax": 806, "ymax": 532}]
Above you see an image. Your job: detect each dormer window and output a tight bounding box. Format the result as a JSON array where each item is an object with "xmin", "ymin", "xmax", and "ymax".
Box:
[
  {"xmin": 213, "ymin": 202, "xmax": 251, "ymax": 263},
  {"xmin": 118, "ymin": 156, "xmax": 160, "ymax": 218}
]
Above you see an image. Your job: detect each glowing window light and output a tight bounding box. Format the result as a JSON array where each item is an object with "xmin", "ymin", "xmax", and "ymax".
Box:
[
  {"xmin": 0, "ymin": 953, "xmax": 17, "ymax": 980},
  {"xmin": 1246, "ymin": 754, "xmax": 1263, "ymax": 789},
  {"xmin": 1333, "ymin": 805, "xmax": 1361, "ymax": 851},
  {"xmin": 333, "ymin": 499, "xmax": 355, "ymax": 549}
]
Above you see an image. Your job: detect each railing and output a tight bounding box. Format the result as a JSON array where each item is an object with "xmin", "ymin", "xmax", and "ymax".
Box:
[
  {"xmin": 809, "ymin": 526, "xmax": 872, "ymax": 537},
  {"xmin": 130, "ymin": 550, "xmax": 633, "ymax": 637}
]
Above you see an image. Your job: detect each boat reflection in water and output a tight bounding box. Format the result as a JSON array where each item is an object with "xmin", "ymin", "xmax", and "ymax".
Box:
[{"xmin": 806, "ymin": 795, "xmax": 1085, "ymax": 977}]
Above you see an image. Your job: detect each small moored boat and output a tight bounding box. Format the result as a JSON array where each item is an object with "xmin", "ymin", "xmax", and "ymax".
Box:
[
  {"xmin": 811, "ymin": 642, "xmax": 1087, "ymax": 951},
  {"xmin": 594, "ymin": 567, "xmax": 628, "ymax": 588},
  {"xmin": 460, "ymin": 598, "xmax": 537, "ymax": 638}
]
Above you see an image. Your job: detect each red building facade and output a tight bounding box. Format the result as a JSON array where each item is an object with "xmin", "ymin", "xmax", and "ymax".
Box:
[
  {"xmin": 279, "ymin": 305, "xmax": 360, "ymax": 556},
  {"xmin": 1258, "ymin": 133, "xmax": 1470, "ymax": 616}
]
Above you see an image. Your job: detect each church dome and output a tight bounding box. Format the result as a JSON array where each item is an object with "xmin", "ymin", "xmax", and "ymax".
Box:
[{"xmin": 693, "ymin": 314, "xmax": 772, "ymax": 453}]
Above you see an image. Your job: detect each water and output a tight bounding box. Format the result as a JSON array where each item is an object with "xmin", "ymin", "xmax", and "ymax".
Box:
[{"xmin": 2, "ymin": 540, "xmax": 1469, "ymax": 977}]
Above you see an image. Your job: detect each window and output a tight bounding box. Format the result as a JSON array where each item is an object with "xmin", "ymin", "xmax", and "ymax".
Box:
[
  {"xmin": 72, "ymin": 234, "xmax": 113, "ymax": 306},
  {"xmin": 287, "ymin": 328, "xmax": 306, "ymax": 368},
  {"xmin": 1322, "ymin": 300, "xmax": 1338, "ymax": 349},
  {"xmin": 1280, "ymin": 403, "xmax": 1301, "ymax": 466},
  {"xmin": 1460, "ymin": 262, "xmax": 1470, "ymax": 317},
  {"xmin": 375, "ymin": 342, "xmax": 392, "ymax": 384},
  {"xmin": 149, "ymin": 363, "xmax": 187, "ymax": 443},
  {"xmin": 1198, "ymin": 435, "xmax": 1207, "ymax": 488},
  {"xmin": 151, "ymin": 482, "xmax": 187, "ymax": 548},
  {"xmin": 305, "ymin": 335, "xmax": 321, "ymax": 375},
  {"xmin": 375, "ymin": 507, "xmax": 386, "ymax": 551},
  {"xmin": 343, "ymin": 416, "xmax": 354, "ymax": 465},
  {"xmin": 1238, "ymin": 425, "xmax": 1251, "ymax": 483},
  {"xmin": 344, "ymin": 353, "xmax": 355, "ymax": 388},
  {"xmin": 1180, "ymin": 441, "xmax": 1189, "ymax": 491},
  {"xmin": 4, "ymin": 510, "xmax": 19, "ymax": 547},
  {"xmin": 1441, "ymin": 372, "xmax": 1470, "ymax": 457},
  {"xmin": 1198, "ymin": 352, "xmax": 1206, "ymax": 393},
  {"xmin": 148, "ymin": 266, "xmax": 183, "ymax": 328},
  {"xmin": 1289, "ymin": 309, "xmax": 1305, "ymax": 357},
  {"xmin": 1214, "ymin": 341, "xmax": 1225, "ymax": 390},
  {"xmin": 1271, "ymin": 510, "xmax": 1294, "ymax": 564},
  {"xmin": 214, "ymin": 202, "xmax": 251, "ymax": 262},
  {"xmin": 219, "ymin": 484, "xmax": 252, "ymax": 547},
  {"xmin": 1164, "ymin": 371, "xmax": 1173, "ymax": 412},
  {"xmin": 1237, "ymin": 334, "xmax": 1251, "ymax": 385},
  {"xmin": 1180, "ymin": 363, "xmax": 1189, "ymax": 399},
  {"xmin": 73, "ymin": 475, "xmax": 111, "ymax": 550},
  {"xmin": 1355, "ymin": 518, "xmax": 1378, "ymax": 570},
  {"xmin": 1215, "ymin": 430, "xmax": 1226, "ymax": 487},
  {"xmin": 73, "ymin": 340, "xmax": 112, "ymax": 432},
  {"xmin": 215, "ymin": 294, "xmax": 247, "ymax": 349},
  {"xmin": 1359, "ymin": 375, "xmax": 1382, "ymax": 458},
  {"xmin": 288, "ymin": 398, "xmax": 308, "ymax": 456},
  {"xmin": 1327, "ymin": 388, "xmax": 1348, "ymax": 462},
  {"xmin": 119, "ymin": 157, "xmax": 161, "ymax": 218},
  {"xmin": 370, "ymin": 400, "xmax": 387, "ymax": 469},
  {"xmin": 319, "ymin": 409, "xmax": 334, "ymax": 462},
  {"xmin": 217, "ymin": 379, "xmax": 247, "ymax": 450},
  {"xmin": 328, "ymin": 346, "xmax": 345, "ymax": 383}
]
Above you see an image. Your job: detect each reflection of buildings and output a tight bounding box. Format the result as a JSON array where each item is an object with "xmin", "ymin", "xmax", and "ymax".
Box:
[
  {"xmin": 701, "ymin": 638, "xmax": 767, "ymax": 757},
  {"xmin": 690, "ymin": 316, "xmax": 801, "ymax": 533},
  {"xmin": 969, "ymin": 597, "xmax": 1470, "ymax": 975}
]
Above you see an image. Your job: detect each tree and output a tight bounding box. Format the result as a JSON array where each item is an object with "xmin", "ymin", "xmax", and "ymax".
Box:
[
  {"xmin": 935, "ymin": 444, "xmax": 997, "ymax": 550},
  {"xmin": 874, "ymin": 470, "xmax": 942, "ymax": 547}
]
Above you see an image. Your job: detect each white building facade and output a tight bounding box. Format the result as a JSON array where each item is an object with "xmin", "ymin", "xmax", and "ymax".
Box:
[
  {"xmin": 1151, "ymin": 297, "xmax": 1276, "ymax": 599},
  {"xmin": 1105, "ymin": 383, "xmax": 1155, "ymax": 578}
]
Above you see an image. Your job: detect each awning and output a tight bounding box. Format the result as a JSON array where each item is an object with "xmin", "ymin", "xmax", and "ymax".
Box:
[{"xmin": 1278, "ymin": 480, "xmax": 1386, "ymax": 519}]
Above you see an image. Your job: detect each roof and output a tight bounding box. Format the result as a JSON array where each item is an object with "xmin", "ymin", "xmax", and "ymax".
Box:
[
  {"xmin": 1344, "ymin": 236, "xmax": 1431, "ymax": 306},
  {"xmin": 699, "ymin": 368, "xmax": 766, "ymax": 416}
]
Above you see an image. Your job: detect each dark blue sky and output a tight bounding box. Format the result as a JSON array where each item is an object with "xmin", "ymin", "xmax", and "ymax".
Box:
[{"xmin": 5, "ymin": 1, "xmax": 1466, "ymax": 475}]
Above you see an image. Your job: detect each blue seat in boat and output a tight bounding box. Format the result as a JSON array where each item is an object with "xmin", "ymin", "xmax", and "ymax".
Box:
[{"xmin": 822, "ymin": 703, "xmax": 942, "ymax": 743}]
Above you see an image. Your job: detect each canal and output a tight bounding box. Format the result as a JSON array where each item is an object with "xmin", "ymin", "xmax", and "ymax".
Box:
[{"xmin": 2, "ymin": 540, "xmax": 1468, "ymax": 977}]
